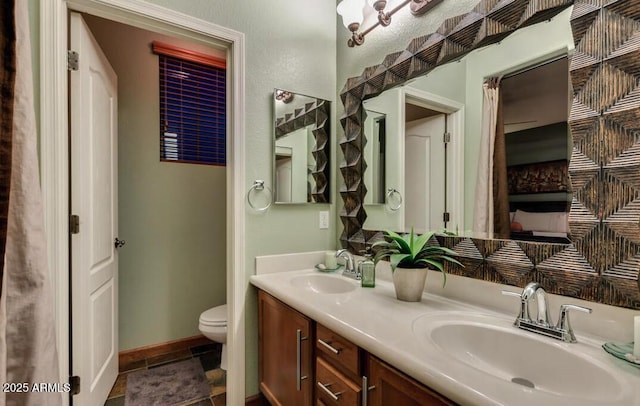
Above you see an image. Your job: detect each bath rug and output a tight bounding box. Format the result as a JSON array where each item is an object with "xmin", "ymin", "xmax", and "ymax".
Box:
[{"xmin": 125, "ymin": 358, "xmax": 210, "ymax": 406}]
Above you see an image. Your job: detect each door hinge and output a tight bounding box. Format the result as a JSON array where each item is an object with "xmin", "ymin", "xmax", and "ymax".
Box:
[
  {"xmin": 70, "ymin": 214, "xmax": 80, "ymax": 234},
  {"xmin": 67, "ymin": 50, "xmax": 79, "ymax": 71},
  {"xmin": 443, "ymin": 212, "xmax": 450, "ymax": 222},
  {"xmin": 443, "ymin": 132, "xmax": 451, "ymax": 143},
  {"xmin": 69, "ymin": 375, "xmax": 80, "ymax": 395}
]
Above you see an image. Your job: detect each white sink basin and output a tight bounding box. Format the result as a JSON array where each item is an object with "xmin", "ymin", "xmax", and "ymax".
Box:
[
  {"xmin": 413, "ymin": 312, "xmax": 624, "ymax": 402},
  {"xmin": 290, "ymin": 274, "xmax": 356, "ymax": 294}
]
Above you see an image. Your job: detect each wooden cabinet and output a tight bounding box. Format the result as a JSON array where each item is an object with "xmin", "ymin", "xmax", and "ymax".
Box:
[
  {"xmin": 315, "ymin": 324, "xmax": 363, "ymax": 405},
  {"xmin": 366, "ymin": 356, "xmax": 454, "ymax": 406},
  {"xmin": 259, "ymin": 291, "xmax": 313, "ymax": 406},
  {"xmin": 258, "ymin": 290, "xmax": 454, "ymax": 406},
  {"xmin": 316, "ymin": 357, "xmax": 361, "ymax": 405}
]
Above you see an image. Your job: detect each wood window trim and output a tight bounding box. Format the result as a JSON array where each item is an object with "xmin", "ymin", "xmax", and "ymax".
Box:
[{"xmin": 152, "ymin": 40, "xmax": 226, "ymax": 69}]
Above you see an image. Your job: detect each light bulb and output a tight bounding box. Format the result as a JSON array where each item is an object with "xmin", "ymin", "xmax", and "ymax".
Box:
[{"xmin": 337, "ymin": 0, "xmax": 365, "ymax": 30}]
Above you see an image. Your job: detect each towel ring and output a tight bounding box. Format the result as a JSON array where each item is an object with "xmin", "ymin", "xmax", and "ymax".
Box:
[
  {"xmin": 386, "ymin": 188, "xmax": 402, "ymax": 212},
  {"xmin": 247, "ymin": 180, "xmax": 273, "ymax": 212}
]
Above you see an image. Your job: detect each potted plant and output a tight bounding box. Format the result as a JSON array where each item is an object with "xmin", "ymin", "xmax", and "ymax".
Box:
[{"xmin": 372, "ymin": 228, "xmax": 462, "ymax": 302}]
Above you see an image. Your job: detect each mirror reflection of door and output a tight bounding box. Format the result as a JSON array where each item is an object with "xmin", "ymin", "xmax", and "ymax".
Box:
[
  {"xmin": 364, "ymin": 110, "xmax": 386, "ymax": 205},
  {"xmin": 275, "ymin": 128, "xmax": 310, "ymax": 203},
  {"xmin": 404, "ymin": 110, "xmax": 446, "ymax": 233},
  {"xmin": 306, "ymin": 129, "xmax": 317, "ymax": 202},
  {"xmin": 275, "ymin": 148, "xmax": 293, "ymax": 203}
]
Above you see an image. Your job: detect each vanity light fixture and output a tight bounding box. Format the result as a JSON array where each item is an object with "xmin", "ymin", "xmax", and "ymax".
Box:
[
  {"xmin": 274, "ymin": 89, "xmax": 294, "ymax": 104},
  {"xmin": 337, "ymin": 0, "xmax": 443, "ymax": 47}
]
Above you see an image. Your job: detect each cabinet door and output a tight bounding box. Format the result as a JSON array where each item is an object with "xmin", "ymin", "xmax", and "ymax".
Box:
[
  {"xmin": 367, "ymin": 356, "xmax": 454, "ymax": 406},
  {"xmin": 316, "ymin": 357, "xmax": 361, "ymax": 406},
  {"xmin": 259, "ymin": 290, "xmax": 313, "ymax": 406}
]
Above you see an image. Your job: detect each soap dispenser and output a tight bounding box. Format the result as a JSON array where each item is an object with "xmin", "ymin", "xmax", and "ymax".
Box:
[{"xmin": 359, "ymin": 248, "xmax": 375, "ymax": 288}]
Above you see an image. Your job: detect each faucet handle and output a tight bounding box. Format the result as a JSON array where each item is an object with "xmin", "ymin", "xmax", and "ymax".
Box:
[
  {"xmin": 556, "ymin": 304, "xmax": 592, "ymax": 343},
  {"xmin": 501, "ymin": 290, "xmax": 528, "ymax": 322},
  {"xmin": 501, "ymin": 290, "xmax": 522, "ymax": 299}
]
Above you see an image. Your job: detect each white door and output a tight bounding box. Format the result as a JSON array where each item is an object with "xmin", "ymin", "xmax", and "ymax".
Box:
[
  {"xmin": 70, "ymin": 12, "xmax": 119, "ymax": 405},
  {"xmin": 275, "ymin": 147, "xmax": 293, "ymax": 203},
  {"xmin": 404, "ymin": 114, "xmax": 446, "ymax": 233}
]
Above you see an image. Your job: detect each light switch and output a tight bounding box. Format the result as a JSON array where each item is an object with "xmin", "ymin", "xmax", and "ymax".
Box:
[{"xmin": 319, "ymin": 211, "xmax": 329, "ymax": 229}]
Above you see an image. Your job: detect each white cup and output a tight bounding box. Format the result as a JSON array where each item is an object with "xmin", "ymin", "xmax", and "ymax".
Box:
[{"xmin": 325, "ymin": 251, "xmax": 337, "ymax": 269}]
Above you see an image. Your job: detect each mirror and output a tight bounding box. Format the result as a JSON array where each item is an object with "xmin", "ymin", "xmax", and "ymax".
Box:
[
  {"xmin": 339, "ymin": 1, "xmax": 640, "ymax": 310},
  {"xmin": 361, "ymin": 8, "xmax": 573, "ymax": 241},
  {"xmin": 273, "ymin": 89, "xmax": 330, "ymax": 204}
]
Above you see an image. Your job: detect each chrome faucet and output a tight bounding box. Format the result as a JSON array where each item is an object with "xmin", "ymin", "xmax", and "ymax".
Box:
[
  {"xmin": 336, "ymin": 249, "xmax": 360, "ymax": 280},
  {"xmin": 521, "ymin": 282, "xmax": 553, "ymax": 326},
  {"xmin": 502, "ymin": 282, "xmax": 592, "ymax": 343}
]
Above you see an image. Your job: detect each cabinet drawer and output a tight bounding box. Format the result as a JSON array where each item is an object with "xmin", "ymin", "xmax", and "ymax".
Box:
[
  {"xmin": 316, "ymin": 357, "xmax": 361, "ymax": 406},
  {"xmin": 316, "ymin": 323, "xmax": 360, "ymax": 379}
]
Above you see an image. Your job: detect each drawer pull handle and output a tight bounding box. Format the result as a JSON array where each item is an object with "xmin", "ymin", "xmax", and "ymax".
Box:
[
  {"xmin": 296, "ymin": 329, "xmax": 308, "ymax": 391},
  {"xmin": 362, "ymin": 376, "xmax": 376, "ymax": 406},
  {"xmin": 317, "ymin": 381, "xmax": 342, "ymax": 401},
  {"xmin": 318, "ymin": 339, "xmax": 341, "ymax": 354}
]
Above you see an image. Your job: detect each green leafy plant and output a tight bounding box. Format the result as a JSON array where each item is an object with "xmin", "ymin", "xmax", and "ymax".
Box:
[{"xmin": 372, "ymin": 228, "xmax": 462, "ymax": 287}]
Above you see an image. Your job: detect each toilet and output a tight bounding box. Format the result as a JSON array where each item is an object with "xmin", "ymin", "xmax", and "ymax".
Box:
[{"xmin": 198, "ymin": 304, "xmax": 228, "ymax": 370}]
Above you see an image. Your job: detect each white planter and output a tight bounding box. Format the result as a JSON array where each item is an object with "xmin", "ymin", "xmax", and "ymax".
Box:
[{"xmin": 392, "ymin": 266, "xmax": 428, "ymax": 302}]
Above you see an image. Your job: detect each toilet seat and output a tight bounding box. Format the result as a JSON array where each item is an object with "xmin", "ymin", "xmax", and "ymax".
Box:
[{"xmin": 199, "ymin": 304, "xmax": 227, "ymax": 327}]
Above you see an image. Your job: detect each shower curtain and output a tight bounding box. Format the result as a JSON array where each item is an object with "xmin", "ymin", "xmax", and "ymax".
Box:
[
  {"xmin": 0, "ymin": 1, "xmax": 61, "ymax": 405},
  {"xmin": 472, "ymin": 78, "xmax": 510, "ymax": 238}
]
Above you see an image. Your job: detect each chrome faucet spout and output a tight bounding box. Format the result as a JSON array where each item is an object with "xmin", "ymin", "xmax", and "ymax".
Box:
[
  {"xmin": 336, "ymin": 249, "xmax": 360, "ymax": 280},
  {"xmin": 521, "ymin": 282, "xmax": 553, "ymax": 326},
  {"xmin": 503, "ymin": 282, "xmax": 591, "ymax": 343}
]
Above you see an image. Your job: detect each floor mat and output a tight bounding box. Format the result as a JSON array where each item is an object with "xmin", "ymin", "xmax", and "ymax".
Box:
[{"xmin": 125, "ymin": 358, "xmax": 210, "ymax": 406}]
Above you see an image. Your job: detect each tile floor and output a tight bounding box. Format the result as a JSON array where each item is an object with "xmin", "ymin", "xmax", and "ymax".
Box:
[{"xmin": 105, "ymin": 342, "xmax": 226, "ymax": 406}]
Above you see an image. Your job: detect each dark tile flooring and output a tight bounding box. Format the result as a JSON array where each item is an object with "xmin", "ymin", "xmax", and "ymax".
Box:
[{"xmin": 105, "ymin": 342, "xmax": 226, "ymax": 406}]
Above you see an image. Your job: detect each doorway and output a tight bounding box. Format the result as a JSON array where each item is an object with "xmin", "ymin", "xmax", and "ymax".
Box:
[
  {"xmin": 70, "ymin": 13, "xmax": 229, "ymax": 404},
  {"xmin": 40, "ymin": 2, "xmax": 246, "ymax": 405},
  {"xmin": 401, "ymin": 88, "xmax": 465, "ymax": 234},
  {"xmin": 404, "ymin": 108, "xmax": 447, "ymax": 233}
]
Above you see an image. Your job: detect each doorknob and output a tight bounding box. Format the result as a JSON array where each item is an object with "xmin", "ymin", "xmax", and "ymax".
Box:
[{"xmin": 114, "ymin": 238, "xmax": 126, "ymax": 249}]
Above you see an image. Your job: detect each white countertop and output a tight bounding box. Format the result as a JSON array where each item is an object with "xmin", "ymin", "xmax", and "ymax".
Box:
[{"xmin": 250, "ymin": 263, "xmax": 640, "ymax": 406}]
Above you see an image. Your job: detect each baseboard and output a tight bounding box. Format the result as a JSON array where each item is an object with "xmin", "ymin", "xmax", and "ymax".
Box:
[
  {"xmin": 246, "ymin": 392, "xmax": 268, "ymax": 406},
  {"xmin": 118, "ymin": 334, "xmax": 212, "ymax": 369}
]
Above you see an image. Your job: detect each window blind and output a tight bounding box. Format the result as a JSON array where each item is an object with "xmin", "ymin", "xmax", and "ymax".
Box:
[{"xmin": 159, "ymin": 54, "xmax": 226, "ymax": 165}]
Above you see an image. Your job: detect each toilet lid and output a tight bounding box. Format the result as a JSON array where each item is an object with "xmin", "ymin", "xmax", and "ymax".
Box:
[{"xmin": 199, "ymin": 305, "xmax": 227, "ymax": 327}]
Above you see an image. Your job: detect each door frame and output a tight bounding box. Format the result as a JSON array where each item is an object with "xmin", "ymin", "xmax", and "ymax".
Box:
[
  {"xmin": 39, "ymin": 1, "xmax": 246, "ymax": 405},
  {"xmin": 401, "ymin": 87, "xmax": 465, "ymax": 232}
]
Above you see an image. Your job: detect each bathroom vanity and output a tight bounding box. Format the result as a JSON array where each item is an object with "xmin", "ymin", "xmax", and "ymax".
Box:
[
  {"xmin": 251, "ymin": 260, "xmax": 640, "ymax": 406},
  {"xmin": 258, "ymin": 290, "xmax": 452, "ymax": 406}
]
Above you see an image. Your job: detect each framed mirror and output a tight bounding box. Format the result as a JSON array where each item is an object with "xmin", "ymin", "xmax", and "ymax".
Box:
[
  {"xmin": 361, "ymin": 50, "xmax": 571, "ymax": 243},
  {"xmin": 339, "ymin": 0, "xmax": 640, "ymax": 309},
  {"xmin": 273, "ymin": 89, "xmax": 330, "ymax": 204}
]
